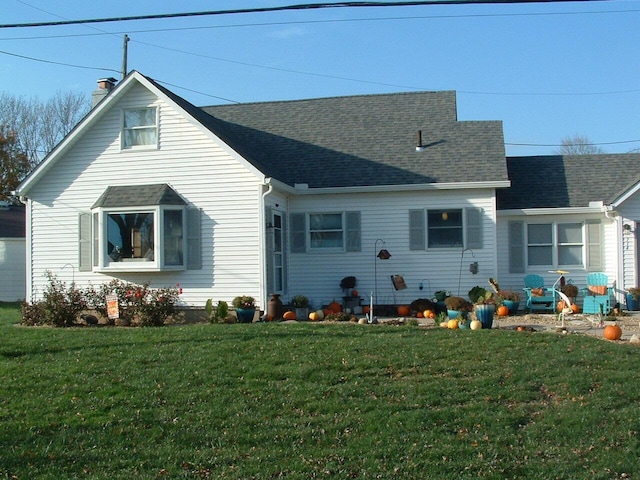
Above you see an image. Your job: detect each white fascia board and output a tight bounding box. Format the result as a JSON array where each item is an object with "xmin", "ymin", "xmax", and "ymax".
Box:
[
  {"xmin": 611, "ymin": 181, "xmax": 640, "ymax": 209},
  {"xmin": 498, "ymin": 206, "xmax": 606, "ymax": 217},
  {"xmin": 274, "ymin": 180, "xmax": 511, "ymax": 196}
]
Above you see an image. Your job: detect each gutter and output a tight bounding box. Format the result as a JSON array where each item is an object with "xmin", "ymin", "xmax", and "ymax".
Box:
[{"xmin": 271, "ymin": 179, "xmax": 511, "ymax": 196}]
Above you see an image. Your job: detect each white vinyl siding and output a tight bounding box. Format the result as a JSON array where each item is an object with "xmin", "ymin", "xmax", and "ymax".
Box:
[
  {"xmin": 287, "ymin": 191, "xmax": 495, "ymax": 308},
  {"xmin": 26, "ymin": 83, "xmax": 263, "ymax": 307}
]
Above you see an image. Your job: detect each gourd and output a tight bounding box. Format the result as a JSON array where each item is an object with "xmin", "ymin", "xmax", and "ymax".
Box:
[
  {"xmin": 309, "ymin": 311, "xmax": 324, "ymax": 321},
  {"xmin": 603, "ymin": 324, "xmax": 622, "ymax": 340},
  {"xmin": 447, "ymin": 319, "xmax": 459, "ymax": 329},
  {"xmin": 283, "ymin": 311, "xmax": 297, "ymax": 320},
  {"xmin": 571, "ymin": 304, "xmax": 580, "ymax": 313},
  {"xmin": 423, "ymin": 309, "xmax": 435, "ymax": 319},
  {"xmin": 470, "ymin": 319, "xmax": 482, "ymax": 330},
  {"xmin": 497, "ymin": 305, "xmax": 509, "ymax": 316},
  {"xmin": 397, "ymin": 305, "xmax": 410, "ymax": 316}
]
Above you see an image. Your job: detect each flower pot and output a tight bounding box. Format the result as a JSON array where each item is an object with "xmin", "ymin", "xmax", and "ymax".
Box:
[
  {"xmin": 626, "ymin": 293, "xmax": 638, "ymax": 311},
  {"xmin": 474, "ymin": 304, "xmax": 495, "ymax": 329},
  {"xmin": 447, "ymin": 309, "xmax": 468, "ymax": 320},
  {"xmin": 502, "ymin": 300, "xmax": 519, "ymax": 315},
  {"xmin": 295, "ymin": 307, "xmax": 309, "ymax": 321},
  {"xmin": 236, "ymin": 308, "xmax": 256, "ymax": 323}
]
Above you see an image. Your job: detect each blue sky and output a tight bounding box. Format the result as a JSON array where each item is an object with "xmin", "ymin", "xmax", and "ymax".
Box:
[{"xmin": 1, "ymin": 0, "xmax": 639, "ymax": 156}]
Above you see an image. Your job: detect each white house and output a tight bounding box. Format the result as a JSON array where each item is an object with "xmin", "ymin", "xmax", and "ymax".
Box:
[
  {"xmin": 15, "ymin": 71, "xmax": 640, "ymax": 313},
  {"xmin": 0, "ymin": 202, "xmax": 26, "ymax": 302}
]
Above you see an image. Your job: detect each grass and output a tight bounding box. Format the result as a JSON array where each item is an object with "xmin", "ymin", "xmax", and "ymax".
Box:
[{"xmin": 1, "ymin": 302, "xmax": 639, "ymax": 479}]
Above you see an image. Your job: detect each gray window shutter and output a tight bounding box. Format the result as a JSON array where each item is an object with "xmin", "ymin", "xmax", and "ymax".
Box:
[
  {"xmin": 345, "ymin": 211, "xmax": 361, "ymax": 252},
  {"xmin": 465, "ymin": 208, "xmax": 483, "ymax": 249},
  {"xmin": 586, "ymin": 220, "xmax": 602, "ymax": 271},
  {"xmin": 409, "ymin": 209, "xmax": 425, "ymax": 251},
  {"xmin": 290, "ymin": 213, "xmax": 306, "ymax": 253},
  {"xmin": 508, "ymin": 221, "xmax": 525, "ymax": 273},
  {"xmin": 79, "ymin": 212, "xmax": 92, "ymax": 272},
  {"xmin": 187, "ymin": 208, "xmax": 202, "ymax": 270}
]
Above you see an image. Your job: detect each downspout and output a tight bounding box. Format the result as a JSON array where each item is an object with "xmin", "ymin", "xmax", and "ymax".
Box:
[
  {"xmin": 604, "ymin": 204, "xmax": 624, "ymax": 302},
  {"xmin": 259, "ymin": 178, "xmax": 273, "ymax": 313},
  {"xmin": 21, "ymin": 196, "xmax": 34, "ymax": 302}
]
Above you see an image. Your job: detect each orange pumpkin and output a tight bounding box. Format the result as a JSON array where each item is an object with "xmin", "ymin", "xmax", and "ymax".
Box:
[
  {"xmin": 571, "ymin": 303, "xmax": 580, "ymax": 313},
  {"xmin": 323, "ymin": 308, "xmax": 333, "ymax": 317},
  {"xmin": 363, "ymin": 305, "xmax": 371, "ymax": 314},
  {"xmin": 603, "ymin": 324, "xmax": 622, "ymax": 340},
  {"xmin": 328, "ymin": 300, "xmax": 342, "ymax": 313},
  {"xmin": 557, "ymin": 300, "xmax": 567, "ymax": 312},
  {"xmin": 397, "ymin": 305, "xmax": 410, "ymax": 316},
  {"xmin": 282, "ymin": 310, "xmax": 297, "ymax": 320},
  {"xmin": 497, "ymin": 305, "xmax": 509, "ymax": 317},
  {"xmin": 423, "ymin": 309, "xmax": 435, "ymax": 319},
  {"xmin": 416, "ymin": 311, "xmax": 424, "ymax": 318}
]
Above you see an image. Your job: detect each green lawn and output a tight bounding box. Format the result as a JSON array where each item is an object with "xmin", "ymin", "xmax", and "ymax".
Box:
[{"xmin": 1, "ymin": 302, "xmax": 638, "ymax": 479}]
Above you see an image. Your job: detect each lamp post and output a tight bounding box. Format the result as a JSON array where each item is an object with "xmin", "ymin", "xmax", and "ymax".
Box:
[{"xmin": 373, "ymin": 239, "xmax": 391, "ymax": 320}]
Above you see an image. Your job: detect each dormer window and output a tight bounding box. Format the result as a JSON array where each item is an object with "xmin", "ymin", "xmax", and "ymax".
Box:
[{"xmin": 122, "ymin": 107, "xmax": 158, "ymax": 149}]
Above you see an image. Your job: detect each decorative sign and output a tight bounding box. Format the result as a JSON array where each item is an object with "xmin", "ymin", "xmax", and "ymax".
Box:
[
  {"xmin": 106, "ymin": 294, "xmax": 119, "ymax": 319},
  {"xmin": 391, "ymin": 274, "xmax": 407, "ymax": 291}
]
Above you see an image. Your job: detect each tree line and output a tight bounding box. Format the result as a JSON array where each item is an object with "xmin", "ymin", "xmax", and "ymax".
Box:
[{"xmin": 0, "ymin": 90, "xmax": 90, "ymax": 202}]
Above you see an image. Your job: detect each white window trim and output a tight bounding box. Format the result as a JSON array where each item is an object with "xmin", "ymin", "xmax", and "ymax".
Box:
[
  {"xmin": 426, "ymin": 208, "xmax": 464, "ymax": 249},
  {"xmin": 93, "ymin": 205, "xmax": 186, "ymax": 272},
  {"xmin": 526, "ymin": 222, "xmax": 585, "ymax": 268},
  {"xmin": 307, "ymin": 212, "xmax": 345, "ymax": 253},
  {"xmin": 121, "ymin": 106, "xmax": 159, "ymax": 151}
]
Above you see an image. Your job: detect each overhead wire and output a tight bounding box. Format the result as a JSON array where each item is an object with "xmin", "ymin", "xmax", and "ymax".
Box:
[{"xmin": 0, "ymin": 0, "xmax": 614, "ymax": 29}]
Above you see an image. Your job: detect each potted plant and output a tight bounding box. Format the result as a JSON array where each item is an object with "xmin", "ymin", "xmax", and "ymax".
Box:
[
  {"xmin": 499, "ymin": 289, "xmax": 521, "ymax": 314},
  {"xmin": 232, "ymin": 295, "xmax": 256, "ymax": 323},
  {"xmin": 444, "ymin": 296, "xmax": 473, "ymax": 320},
  {"xmin": 469, "ymin": 286, "xmax": 497, "ymax": 329},
  {"xmin": 291, "ymin": 295, "xmax": 310, "ymax": 321},
  {"xmin": 626, "ymin": 287, "xmax": 640, "ymax": 311}
]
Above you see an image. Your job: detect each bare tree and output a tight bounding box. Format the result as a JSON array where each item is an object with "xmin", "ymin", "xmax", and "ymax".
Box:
[
  {"xmin": 0, "ymin": 127, "xmax": 30, "ymax": 202},
  {"xmin": 0, "ymin": 90, "xmax": 90, "ymax": 168},
  {"xmin": 555, "ymin": 134, "xmax": 604, "ymax": 155}
]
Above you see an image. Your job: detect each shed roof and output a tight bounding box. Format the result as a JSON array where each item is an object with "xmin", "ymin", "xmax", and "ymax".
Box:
[
  {"xmin": 0, "ymin": 205, "xmax": 25, "ymax": 238},
  {"xmin": 497, "ymin": 154, "xmax": 640, "ymax": 210},
  {"xmin": 92, "ymin": 184, "xmax": 186, "ymax": 208}
]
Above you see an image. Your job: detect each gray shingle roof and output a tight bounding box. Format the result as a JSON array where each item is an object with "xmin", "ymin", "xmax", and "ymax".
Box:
[
  {"xmin": 497, "ymin": 154, "xmax": 640, "ymax": 210},
  {"xmin": 92, "ymin": 184, "xmax": 186, "ymax": 208},
  {"xmin": 0, "ymin": 205, "xmax": 25, "ymax": 238},
  {"xmin": 146, "ymin": 75, "xmax": 508, "ymax": 189}
]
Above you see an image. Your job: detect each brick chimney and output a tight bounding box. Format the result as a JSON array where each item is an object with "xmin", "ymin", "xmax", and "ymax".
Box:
[{"xmin": 91, "ymin": 77, "xmax": 118, "ymax": 108}]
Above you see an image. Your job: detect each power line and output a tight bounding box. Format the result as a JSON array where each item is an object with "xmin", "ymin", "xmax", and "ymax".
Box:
[
  {"xmin": 506, "ymin": 139, "xmax": 640, "ymax": 148},
  {"xmin": 0, "ymin": 0, "xmax": 612, "ymax": 29},
  {"xmin": 1, "ymin": 7, "xmax": 635, "ymax": 40},
  {"xmin": 0, "ymin": 49, "xmax": 120, "ymax": 74}
]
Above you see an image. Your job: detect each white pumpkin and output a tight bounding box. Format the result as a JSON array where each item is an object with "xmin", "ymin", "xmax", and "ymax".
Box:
[
  {"xmin": 314, "ymin": 309, "xmax": 325, "ymax": 320},
  {"xmin": 470, "ymin": 320, "xmax": 482, "ymax": 330}
]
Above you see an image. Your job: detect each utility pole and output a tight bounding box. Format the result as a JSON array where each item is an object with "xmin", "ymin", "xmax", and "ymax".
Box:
[{"xmin": 122, "ymin": 34, "xmax": 130, "ymax": 79}]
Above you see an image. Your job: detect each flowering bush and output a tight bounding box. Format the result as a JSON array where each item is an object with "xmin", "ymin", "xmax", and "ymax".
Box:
[
  {"xmin": 84, "ymin": 280, "xmax": 182, "ymax": 326},
  {"xmin": 21, "ymin": 271, "xmax": 85, "ymax": 327},
  {"xmin": 232, "ymin": 296, "xmax": 255, "ymax": 309}
]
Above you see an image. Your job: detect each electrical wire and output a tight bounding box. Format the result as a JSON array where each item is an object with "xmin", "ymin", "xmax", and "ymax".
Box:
[
  {"xmin": 0, "ymin": 49, "xmax": 120, "ymax": 74},
  {"xmin": 0, "ymin": 0, "xmax": 613, "ymax": 29}
]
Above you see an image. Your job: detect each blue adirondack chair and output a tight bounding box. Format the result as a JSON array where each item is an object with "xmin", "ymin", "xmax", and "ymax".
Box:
[
  {"xmin": 581, "ymin": 272, "xmax": 613, "ymax": 315},
  {"xmin": 523, "ymin": 274, "xmax": 556, "ymax": 312}
]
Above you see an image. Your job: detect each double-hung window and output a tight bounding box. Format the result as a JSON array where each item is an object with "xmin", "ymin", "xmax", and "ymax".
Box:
[
  {"xmin": 527, "ymin": 222, "xmax": 584, "ymax": 267},
  {"xmin": 122, "ymin": 107, "xmax": 158, "ymax": 149},
  {"xmin": 290, "ymin": 211, "xmax": 361, "ymax": 253},
  {"xmin": 409, "ymin": 208, "xmax": 482, "ymax": 250},
  {"xmin": 309, "ymin": 213, "xmax": 343, "ymax": 249}
]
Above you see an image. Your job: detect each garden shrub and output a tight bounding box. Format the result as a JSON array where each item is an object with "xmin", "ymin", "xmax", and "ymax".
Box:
[
  {"xmin": 20, "ymin": 271, "xmax": 86, "ymax": 327},
  {"xmin": 22, "ymin": 276, "xmax": 182, "ymax": 327}
]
